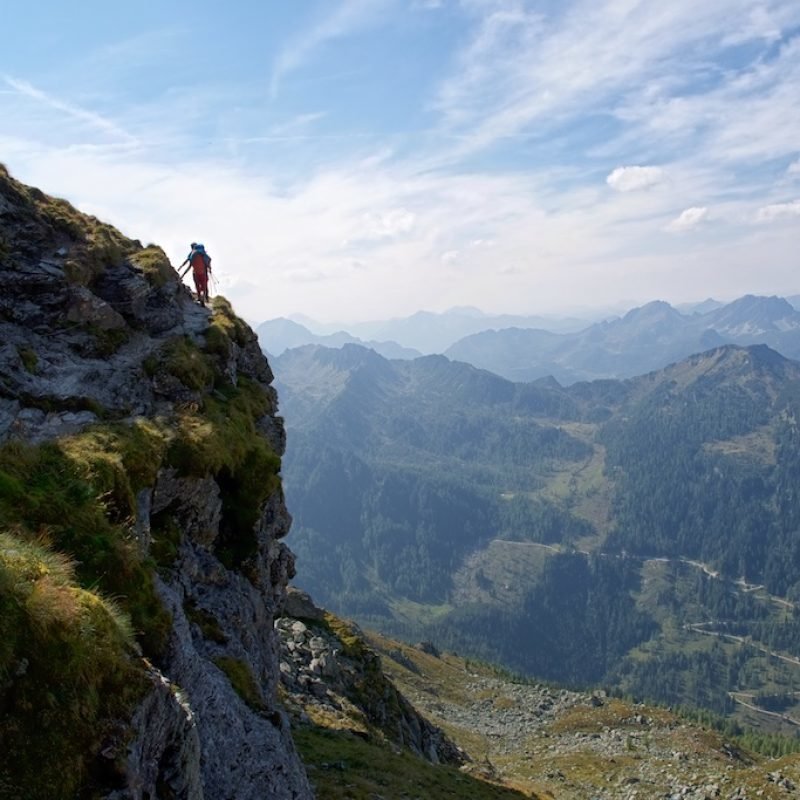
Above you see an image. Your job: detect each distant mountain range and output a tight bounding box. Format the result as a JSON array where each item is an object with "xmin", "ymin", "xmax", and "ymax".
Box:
[
  {"xmin": 445, "ymin": 295, "xmax": 800, "ymax": 383},
  {"xmin": 256, "ymin": 317, "xmax": 421, "ymax": 360},
  {"xmin": 261, "ymin": 295, "xmax": 800, "ymax": 383},
  {"xmin": 258, "ymin": 307, "xmax": 590, "ymax": 356}
]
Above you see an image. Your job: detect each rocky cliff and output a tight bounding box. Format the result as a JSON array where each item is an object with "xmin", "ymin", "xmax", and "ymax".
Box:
[
  {"xmin": 0, "ymin": 166, "xmax": 312, "ymax": 799},
  {"xmin": 276, "ymin": 588, "xmax": 465, "ymax": 766}
]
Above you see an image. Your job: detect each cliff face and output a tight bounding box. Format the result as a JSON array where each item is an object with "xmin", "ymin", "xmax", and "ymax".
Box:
[
  {"xmin": 0, "ymin": 166, "xmax": 312, "ymax": 799},
  {"xmin": 276, "ymin": 588, "xmax": 465, "ymax": 766}
]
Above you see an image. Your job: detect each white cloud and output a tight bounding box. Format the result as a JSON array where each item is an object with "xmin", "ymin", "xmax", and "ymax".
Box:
[
  {"xmin": 756, "ymin": 200, "xmax": 800, "ymax": 222},
  {"xmin": 607, "ymin": 166, "xmax": 665, "ymax": 193},
  {"xmin": 666, "ymin": 206, "xmax": 708, "ymax": 232},
  {"xmin": 357, "ymin": 208, "xmax": 416, "ymax": 240},
  {"xmin": 789, "ymin": 159, "xmax": 800, "ymax": 176},
  {"xmin": 441, "ymin": 250, "xmax": 459, "ymax": 264},
  {"xmin": 6, "ymin": 133, "xmax": 799, "ymax": 322}
]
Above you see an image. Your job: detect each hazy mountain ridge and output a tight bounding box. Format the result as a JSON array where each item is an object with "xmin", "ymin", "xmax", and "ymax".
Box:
[
  {"xmin": 261, "ymin": 307, "xmax": 591, "ymax": 355},
  {"xmin": 265, "ymin": 295, "xmax": 800, "ymax": 386},
  {"xmin": 257, "ymin": 316, "xmax": 422, "ymax": 359},
  {"xmin": 446, "ymin": 295, "xmax": 800, "ymax": 383}
]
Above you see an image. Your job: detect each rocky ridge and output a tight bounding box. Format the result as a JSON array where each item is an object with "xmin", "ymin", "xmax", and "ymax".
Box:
[
  {"xmin": 275, "ymin": 588, "xmax": 464, "ymax": 766},
  {"xmin": 0, "ymin": 166, "xmax": 311, "ymax": 799}
]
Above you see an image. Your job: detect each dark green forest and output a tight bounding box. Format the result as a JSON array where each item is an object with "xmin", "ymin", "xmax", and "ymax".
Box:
[{"xmin": 276, "ymin": 343, "xmax": 800, "ymax": 728}]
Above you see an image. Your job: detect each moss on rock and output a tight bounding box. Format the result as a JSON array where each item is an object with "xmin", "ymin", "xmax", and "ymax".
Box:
[{"xmin": 213, "ymin": 656, "xmax": 267, "ymax": 712}]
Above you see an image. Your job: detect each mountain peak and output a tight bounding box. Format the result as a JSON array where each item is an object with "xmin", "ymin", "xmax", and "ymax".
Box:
[
  {"xmin": 622, "ymin": 300, "xmax": 681, "ymax": 322},
  {"xmin": 707, "ymin": 295, "xmax": 800, "ymax": 337}
]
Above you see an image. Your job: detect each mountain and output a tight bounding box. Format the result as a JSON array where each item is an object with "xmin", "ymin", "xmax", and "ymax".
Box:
[
  {"xmin": 705, "ymin": 294, "xmax": 800, "ymax": 344},
  {"xmin": 0, "ymin": 165, "xmax": 313, "ymax": 798},
  {"xmin": 256, "ymin": 316, "xmax": 421, "ymax": 359},
  {"xmin": 278, "ymin": 307, "xmax": 591, "ymax": 354},
  {"xmin": 11, "ymin": 168, "xmax": 798, "ymax": 800},
  {"xmin": 676, "ymin": 297, "xmax": 725, "ymax": 314},
  {"xmin": 275, "ymin": 340, "xmax": 800, "ymax": 730},
  {"xmin": 445, "ymin": 295, "xmax": 800, "ymax": 383}
]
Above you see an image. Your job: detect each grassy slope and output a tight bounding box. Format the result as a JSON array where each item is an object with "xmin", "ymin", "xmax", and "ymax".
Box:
[
  {"xmin": 363, "ymin": 632, "xmax": 800, "ymax": 800},
  {"xmin": 294, "ymin": 728, "xmax": 532, "ymax": 800}
]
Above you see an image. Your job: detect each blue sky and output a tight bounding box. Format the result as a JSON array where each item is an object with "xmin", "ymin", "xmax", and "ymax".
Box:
[{"xmin": 2, "ymin": 0, "xmax": 799, "ymax": 323}]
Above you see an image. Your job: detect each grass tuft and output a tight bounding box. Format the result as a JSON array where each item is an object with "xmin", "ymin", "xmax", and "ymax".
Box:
[
  {"xmin": 16, "ymin": 346, "xmax": 38, "ymax": 374},
  {"xmin": 213, "ymin": 656, "xmax": 266, "ymax": 712},
  {"xmin": 128, "ymin": 245, "xmax": 175, "ymax": 288},
  {"xmin": 0, "ymin": 533, "xmax": 145, "ymax": 800}
]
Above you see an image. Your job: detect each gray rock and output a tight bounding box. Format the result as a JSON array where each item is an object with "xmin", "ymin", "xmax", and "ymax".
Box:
[
  {"xmin": 152, "ymin": 469, "xmax": 223, "ymax": 548},
  {"xmin": 281, "ymin": 586, "xmax": 325, "ymax": 621},
  {"xmin": 66, "ymin": 285, "xmax": 127, "ymax": 330},
  {"xmin": 107, "ymin": 668, "xmax": 203, "ymax": 800}
]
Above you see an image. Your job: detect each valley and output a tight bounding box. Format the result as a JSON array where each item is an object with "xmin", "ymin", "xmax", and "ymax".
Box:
[{"xmin": 275, "ymin": 341, "xmax": 800, "ymax": 735}]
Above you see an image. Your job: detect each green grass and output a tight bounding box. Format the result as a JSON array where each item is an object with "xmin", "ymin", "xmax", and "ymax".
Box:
[
  {"xmin": 185, "ymin": 600, "xmax": 227, "ymax": 644},
  {"xmin": 159, "ymin": 336, "xmax": 216, "ymax": 392},
  {"xmin": 84, "ymin": 324, "xmax": 131, "ymax": 358},
  {"xmin": 205, "ymin": 297, "xmax": 253, "ymax": 355},
  {"xmin": 293, "ymin": 726, "xmax": 532, "ymax": 800},
  {"xmin": 128, "ymin": 245, "xmax": 175, "ymax": 288},
  {"xmin": 0, "ymin": 533, "xmax": 145, "ymax": 800},
  {"xmin": 0, "ymin": 431, "xmax": 172, "ymax": 657}
]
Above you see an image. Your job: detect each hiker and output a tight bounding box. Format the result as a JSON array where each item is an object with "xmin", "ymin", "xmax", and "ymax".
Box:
[{"xmin": 179, "ymin": 242, "xmax": 212, "ymax": 304}]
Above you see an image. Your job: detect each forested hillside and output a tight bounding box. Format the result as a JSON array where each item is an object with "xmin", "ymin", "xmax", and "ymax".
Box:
[{"xmin": 275, "ymin": 342, "xmax": 800, "ymax": 731}]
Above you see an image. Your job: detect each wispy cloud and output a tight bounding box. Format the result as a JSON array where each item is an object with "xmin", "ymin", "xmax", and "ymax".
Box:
[
  {"xmin": 756, "ymin": 200, "xmax": 800, "ymax": 222},
  {"xmin": 269, "ymin": 112, "xmax": 327, "ymax": 137},
  {"xmin": 431, "ymin": 0, "xmax": 800, "ymax": 166},
  {"xmin": 269, "ymin": 0, "xmax": 391, "ymax": 98},
  {"xmin": 666, "ymin": 206, "xmax": 709, "ymax": 232},
  {"xmin": 3, "ymin": 76, "xmax": 137, "ymax": 144}
]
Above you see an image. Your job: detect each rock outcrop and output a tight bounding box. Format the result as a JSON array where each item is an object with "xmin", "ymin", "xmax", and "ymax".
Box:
[
  {"xmin": 276, "ymin": 588, "xmax": 465, "ymax": 766},
  {"xmin": 0, "ymin": 166, "xmax": 312, "ymax": 799}
]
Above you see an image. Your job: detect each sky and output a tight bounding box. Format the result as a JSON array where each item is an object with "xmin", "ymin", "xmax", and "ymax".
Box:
[{"xmin": 2, "ymin": 0, "xmax": 799, "ymax": 324}]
